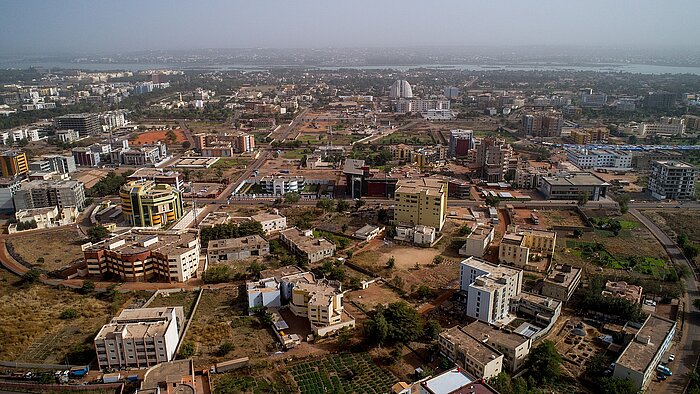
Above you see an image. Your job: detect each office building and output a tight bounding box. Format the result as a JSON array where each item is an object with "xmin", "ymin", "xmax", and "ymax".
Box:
[
  {"xmin": 570, "ymin": 128, "xmax": 609, "ymax": 145},
  {"xmin": 465, "ymin": 321, "xmax": 532, "ymax": 372},
  {"xmin": 459, "ymin": 257, "xmax": 523, "ymax": 325},
  {"xmin": 120, "ymin": 180, "xmax": 184, "ymax": 227},
  {"xmin": 640, "ymin": 117, "xmax": 686, "ymax": 136},
  {"xmin": 644, "ymin": 91, "xmax": 675, "ymax": 109},
  {"xmin": 538, "ymin": 173, "xmax": 609, "ymax": 201},
  {"xmin": 100, "ymin": 110, "xmax": 128, "ymax": 130},
  {"xmin": 520, "ymin": 112, "xmax": 563, "ymax": 137},
  {"xmin": 13, "ymin": 179, "xmax": 85, "ymax": 210},
  {"xmin": 55, "ymin": 113, "xmax": 100, "ymax": 137},
  {"xmin": 444, "ymin": 86, "xmax": 460, "ymax": 99},
  {"xmin": 94, "ymin": 307, "xmax": 184, "ymax": 370},
  {"xmin": 56, "ymin": 129, "xmax": 80, "ymax": 143},
  {"xmin": 394, "ymin": 177, "xmax": 448, "ymax": 231},
  {"xmin": 448, "ymin": 129, "xmax": 475, "ymax": 158},
  {"xmin": 438, "ymin": 325, "xmax": 504, "ymax": 379},
  {"xmin": 30, "ymin": 155, "xmax": 76, "ymax": 174},
  {"xmin": 613, "ymin": 314, "xmax": 676, "ymax": 391},
  {"xmin": 0, "ymin": 150, "xmax": 28, "ymax": 177},
  {"xmin": 85, "ymin": 230, "xmax": 200, "ymax": 282},
  {"xmin": 72, "ymin": 145, "xmax": 104, "ymax": 167},
  {"xmin": 499, "ymin": 228, "xmax": 557, "ymax": 271},
  {"xmin": 112, "ymin": 142, "xmax": 168, "ymax": 166},
  {"xmin": 472, "ymin": 137, "xmax": 513, "ymax": 182},
  {"xmin": 259, "ymin": 175, "xmax": 305, "ymax": 195},
  {"xmin": 0, "ymin": 177, "xmax": 21, "ymax": 213},
  {"xmin": 279, "ymin": 227, "xmax": 336, "ymax": 264},
  {"xmin": 394, "ymin": 99, "xmax": 449, "ymax": 114},
  {"xmin": 541, "ymin": 264, "xmax": 582, "ymax": 302},
  {"xmin": 389, "ymin": 80, "xmax": 413, "ymax": 99},
  {"xmin": 250, "ymin": 212, "xmax": 287, "ymax": 234},
  {"xmin": 127, "ymin": 168, "xmax": 185, "ymax": 192},
  {"xmin": 580, "ymin": 92, "xmax": 607, "ymax": 107},
  {"xmin": 207, "ymin": 235, "xmax": 269, "ymax": 263},
  {"xmin": 648, "ymin": 160, "xmax": 697, "ymax": 200},
  {"xmin": 459, "ymin": 224, "xmax": 495, "ymax": 257},
  {"xmin": 509, "ymin": 292, "xmax": 562, "ymax": 328}
]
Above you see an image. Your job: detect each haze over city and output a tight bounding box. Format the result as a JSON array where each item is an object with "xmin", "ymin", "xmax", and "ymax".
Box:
[{"xmin": 1, "ymin": 0, "xmax": 699, "ymax": 54}]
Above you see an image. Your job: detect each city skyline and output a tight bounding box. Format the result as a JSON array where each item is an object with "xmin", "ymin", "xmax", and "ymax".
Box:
[{"xmin": 1, "ymin": 0, "xmax": 699, "ymax": 54}]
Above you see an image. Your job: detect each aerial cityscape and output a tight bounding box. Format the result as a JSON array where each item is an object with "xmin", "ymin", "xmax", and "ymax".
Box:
[{"xmin": 1, "ymin": 1, "xmax": 700, "ymax": 394}]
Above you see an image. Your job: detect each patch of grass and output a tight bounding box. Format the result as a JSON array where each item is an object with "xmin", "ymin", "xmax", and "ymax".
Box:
[
  {"xmin": 212, "ymin": 157, "xmax": 251, "ymax": 169},
  {"xmin": 619, "ymin": 220, "xmax": 639, "ymax": 230}
]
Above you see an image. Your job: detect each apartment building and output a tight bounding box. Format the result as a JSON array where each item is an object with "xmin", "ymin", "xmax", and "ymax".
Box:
[
  {"xmin": 509, "ymin": 292, "xmax": 562, "ymax": 328},
  {"xmin": 0, "ymin": 177, "xmax": 21, "ymax": 212},
  {"xmin": 570, "ymin": 128, "xmax": 609, "ymax": 145},
  {"xmin": 194, "ymin": 131, "xmax": 255, "ymax": 154},
  {"xmin": 459, "ymin": 224, "xmax": 495, "ymax": 257},
  {"xmin": 55, "ymin": 113, "xmax": 100, "ymax": 136},
  {"xmin": 514, "ymin": 161, "xmax": 550, "ymax": 189},
  {"xmin": 470, "ymin": 137, "xmax": 514, "ymax": 182},
  {"xmin": 290, "ymin": 278, "xmax": 344, "ymax": 328},
  {"xmin": 520, "ymin": 112, "xmax": 563, "ymax": 137},
  {"xmin": 112, "ymin": 142, "xmax": 168, "ymax": 166},
  {"xmin": 449, "ymin": 129, "xmax": 475, "ymax": 157},
  {"xmin": 541, "ymin": 264, "xmax": 582, "ymax": 302},
  {"xmin": 640, "ymin": 117, "xmax": 685, "ymax": 136},
  {"xmin": 13, "ymin": 179, "xmax": 85, "ymax": 210},
  {"xmin": 85, "ymin": 230, "xmax": 200, "ymax": 282},
  {"xmin": 120, "ymin": 180, "xmax": 183, "ymax": 227},
  {"xmin": 538, "ymin": 173, "xmax": 609, "ymax": 201},
  {"xmin": 0, "ymin": 149, "xmax": 28, "ymax": 177},
  {"xmin": 394, "ymin": 99, "xmax": 449, "ymax": 114},
  {"xmin": 566, "ymin": 149, "xmax": 632, "ymax": 170},
  {"xmin": 94, "ymin": 307, "xmax": 184, "ymax": 370},
  {"xmin": 648, "ymin": 160, "xmax": 697, "ymax": 200},
  {"xmin": 438, "ymin": 325, "xmax": 504, "ymax": 379},
  {"xmin": 613, "ymin": 314, "xmax": 676, "ymax": 391},
  {"xmin": 498, "ymin": 228, "xmax": 556, "ymax": 271},
  {"xmin": 459, "ymin": 257, "xmax": 523, "ymax": 325},
  {"xmin": 207, "ymin": 235, "xmax": 269, "ymax": 263},
  {"xmin": 56, "ymin": 129, "xmax": 80, "ymax": 143},
  {"xmin": 72, "ymin": 146, "xmax": 103, "ymax": 166},
  {"xmin": 259, "ymin": 175, "xmax": 305, "ymax": 195},
  {"xmin": 466, "ymin": 321, "xmax": 532, "ymax": 372},
  {"xmin": 250, "ymin": 212, "xmax": 287, "ymax": 234},
  {"xmin": 29, "ymin": 155, "xmax": 76, "ymax": 175},
  {"xmin": 393, "ymin": 177, "xmax": 447, "ymax": 231},
  {"xmin": 279, "ymin": 227, "xmax": 336, "ymax": 264}
]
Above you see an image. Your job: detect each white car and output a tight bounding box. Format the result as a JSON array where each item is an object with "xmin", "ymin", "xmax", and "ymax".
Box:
[{"xmin": 669, "ymin": 354, "xmax": 676, "ymax": 362}]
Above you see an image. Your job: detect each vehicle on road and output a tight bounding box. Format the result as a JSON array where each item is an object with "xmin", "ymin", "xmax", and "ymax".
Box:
[{"xmin": 668, "ymin": 354, "xmax": 675, "ymax": 362}]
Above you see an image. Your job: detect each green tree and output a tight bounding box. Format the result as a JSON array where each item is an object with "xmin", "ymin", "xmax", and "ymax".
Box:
[
  {"xmin": 485, "ymin": 196, "xmax": 500, "ymax": 207},
  {"xmin": 364, "ymin": 313, "xmax": 388, "ymax": 345},
  {"xmin": 87, "ymin": 225, "xmax": 110, "ymax": 243},
  {"xmin": 432, "ymin": 255, "xmax": 444, "ymax": 265},
  {"xmin": 573, "ymin": 228, "xmax": 584, "ymax": 238},
  {"xmin": 693, "ymin": 298, "xmax": 700, "ymax": 310},
  {"xmin": 283, "ymin": 192, "xmax": 301, "ymax": 203},
  {"xmin": 179, "ymin": 341, "xmax": 195, "ymax": 358},
  {"xmin": 386, "ymin": 257, "xmax": 395, "ymax": 269},
  {"xmin": 217, "ymin": 342, "xmax": 234, "ymax": 357},
  {"xmin": 202, "ymin": 265, "xmax": 232, "ymax": 284},
  {"xmin": 354, "ymin": 199, "xmax": 365, "ymax": 211},
  {"xmin": 610, "ymin": 220, "xmax": 622, "ymax": 236},
  {"xmin": 247, "ymin": 262, "xmax": 264, "ymax": 279},
  {"xmin": 80, "ymin": 280, "xmax": 95, "ymax": 294},
  {"xmin": 577, "ymin": 192, "xmax": 590, "ymax": 206},
  {"xmin": 416, "ymin": 285, "xmax": 433, "ymax": 299},
  {"xmin": 381, "ymin": 302, "xmax": 423, "ymax": 343},
  {"xmin": 423, "ymin": 319, "xmax": 441, "ymax": 340},
  {"xmin": 527, "ymin": 340, "xmax": 561, "ymax": 384},
  {"xmin": 617, "ymin": 195, "xmax": 631, "ymax": 214},
  {"xmin": 458, "ymin": 224, "xmax": 472, "ymax": 236},
  {"xmin": 336, "ymin": 199, "xmax": 350, "ymax": 212},
  {"xmin": 597, "ymin": 377, "xmax": 638, "ymax": 394},
  {"xmin": 22, "ymin": 269, "xmax": 41, "ymax": 283},
  {"xmin": 60, "ymin": 308, "xmax": 78, "ymax": 319},
  {"xmin": 316, "ymin": 198, "xmax": 335, "ymax": 212}
]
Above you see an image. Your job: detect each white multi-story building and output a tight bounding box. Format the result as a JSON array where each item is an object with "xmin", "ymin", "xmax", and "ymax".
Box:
[
  {"xmin": 207, "ymin": 235, "xmax": 269, "ymax": 263},
  {"xmin": 459, "ymin": 224, "xmax": 495, "ymax": 257},
  {"xmin": 389, "ymin": 80, "xmax": 413, "ymax": 99},
  {"xmin": 394, "ymin": 99, "xmax": 450, "ymax": 114},
  {"xmin": 101, "ymin": 110, "xmax": 128, "ymax": 130},
  {"xmin": 250, "ymin": 212, "xmax": 287, "ymax": 234},
  {"xmin": 640, "ymin": 117, "xmax": 686, "ymax": 136},
  {"xmin": 258, "ymin": 176, "xmax": 305, "ymax": 196},
  {"xmin": 438, "ymin": 325, "xmax": 504, "ymax": 379},
  {"xmin": 648, "ymin": 160, "xmax": 697, "ymax": 200},
  {"xmin": 94, "ymin": 307, "xmax": 184, "ymax": 370},
  {"xmin": 459, "ymin": 257, "xmax": 523, "ymax": 325},
  {"xmin": 566, "ymin": 149, "xmax": 632, "ymax": 170}
]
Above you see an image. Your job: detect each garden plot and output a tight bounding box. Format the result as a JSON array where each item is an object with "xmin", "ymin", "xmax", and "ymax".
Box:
[{"xmin": 289, "ymin": 353, "xmax": 397, "ymax": 394}]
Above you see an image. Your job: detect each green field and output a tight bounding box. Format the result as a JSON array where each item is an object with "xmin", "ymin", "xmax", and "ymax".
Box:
[
  {"xmin": 289, "ymin": 353, "xmax": 397, "ymax": 394},
  {"xmin": 565, "ymin": 240, "xmax": 672, "ymax": 278}
]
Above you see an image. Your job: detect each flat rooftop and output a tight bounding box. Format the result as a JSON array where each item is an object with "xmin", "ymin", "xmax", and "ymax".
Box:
[
  {"xmin": 260, "ymin": 265, "xmax": 305, "ymax": 282},
  {"xmin": 396, "ymin": 177, "xmax": 446, "ymax": 197},
  {"xmin": 466, "ymin": 321, "xmax": 530, "ymax": 349},
  {"xmin": 655, "ymin": 160, "xmax": 696, "ymax": 169},
  {"xmin": 461, "ymin": 256, "xmax": 521, "ymax": 278},
  {"xmin": 251, "ymin": 212, "xmax": 285, "ymax": 222},
  {"xmin": 86, "ymin": 230, "xmax": 198, "ymax": 257},
  {"xmin": 467, "ymin": 224, "xmax": 494, "ymax": 241},
  {"xmin": 422, "ymin": 367, "xmax": 474, "ymax": 394},
  {"xmin": 616, "ymin": 314, "xmax": 676, "ymax": 374},
  {"xmin": 542, "ymin": 173, "xmax": 608, "ymax": 187},
  {"xmin": 207, "ymin": 235, "xmax": 268, "ymax": 251},
  {"xmin": 441, "ymin": 326, "xmax": 502, "ymax": 365},
  {"xmin": 280, "ymin": 227, "xmax": 336, "ymax": 255},
  {"xmin": 544, "ymin": 264, "xmax": 581, "ymax": 287}
]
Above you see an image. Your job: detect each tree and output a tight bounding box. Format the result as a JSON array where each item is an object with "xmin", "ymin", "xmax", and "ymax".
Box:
[
  {"xmin": 337, "ymin": 327, "xmax": 352, "ymax": 348},
  {"xmin": 381, "ymin": 302, "xmax": 423, "ymax": 343},
  {"xmin": 316, "ymin": 198, "xmax": 335, "ymax": 212},
  {"xmin": 416, "ymin": 285, "xmax": 433, "ymax": 300},
  {"xmin": 609, "ymin": 220, "xmax": 622, "ymax": 236},
  {"xmin": 577, "ymin": 192, "xmax": 590, "ymax": 206},
  {"xmin": 336, "ymin": 199, "xmax": 350, "ymax": 212},
  {"xmin": 247, "ymin": 262, "xmax": 264, "ymax": 279},
  {"xmin": 22, "ymin": 269, "xmax": 41, "ymax": 283},
  {"xmin": 202, "ymin": 265, "xmax": 232, "ymax": 284},
  {"xmin": 182, "ymin": 141, "xmax": 191, "ymax": 149},
  {"xmin": 628, "ymin": 135, "xmax": 638, "ymax": 144},
  {"xmin": 597, "ymin": 377, "xmax": 637, "ymax": 394},
  {"xmin": 693, "ymin": 298, "xmax": 700, "ymax": 310},
  {"xmin": 60, "ymin": 308, "xmax": 78, "ymax": 319},
  {"xmin": 386, "ymin": 257, "xmax": 395, "ymax": 269},
  {"xmin": 364, "ymin": 313, "xmax": 388, "ymax": 345},
  {"xmin": 283, "ymin": 192, "xmax": 301, "ymax": 204},
  {"xmin": 217, "ymin": 342, "xmax": 234, "ymax": 357},
  {"xmin": 432, "ymin": 255, "xmax": 444, "ymax": 265},
  {"xmin": 485, "ymin": 196, "xmax": 500, "ymax": 207},
  {"xmin": 354, "ymin": 199, "xmax": 365, "ymax": 211},
  {"xmin": 423, "ymin": 319, "xmax": 441, "ymax": 340},
  {"xmin": 341, "ymin": 223, "xmax": 348, "ymax": 233},
  {"xmin": 80, "ymin": 280, "xmax": 95, "ymax": 294},
  {"xmin": 617, "ymin": 194, "xmax": 631, "ymax": 214},
  {"xmin": 527, "ymin": 340, "xmax": 561, "ymax": 384},
  {"xmin": 179, "ymin": 341, "xmax": 195, "ymax": 358},
  {"xmin": 573, "ymin": 228, "xmax": 584, "ymax": 238},
  {"xmin": 87, "ymin": 225, "xmax": 110, "ymax": 243},
  {"xmin": 458, "ymin": 224, "xmax": 472, "ymax": 236}
]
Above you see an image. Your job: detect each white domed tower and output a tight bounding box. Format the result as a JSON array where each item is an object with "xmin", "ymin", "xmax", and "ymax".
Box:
[{"xmin": 389, "ymin": 79, "xmax": 413, "ymax": 99}]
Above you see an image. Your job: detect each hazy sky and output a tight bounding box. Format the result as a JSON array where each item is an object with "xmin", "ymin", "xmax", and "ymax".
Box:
[{"xmin": 1, "ymin": 0, "xmax": 699, "ymax": 54}]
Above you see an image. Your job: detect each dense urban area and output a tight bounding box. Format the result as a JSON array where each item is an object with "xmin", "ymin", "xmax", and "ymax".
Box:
[{"xmin": 1, "ymin": 55, "xmax": 700, "ymax": 394}]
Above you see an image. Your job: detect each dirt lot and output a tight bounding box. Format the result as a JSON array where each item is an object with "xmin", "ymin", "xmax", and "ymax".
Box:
[
  {"xmin": 642, "ymin": 209, "xmax": 700, "ymax": 244},
  {"xmin": 532, "ymin": 209, "xmax": 587, "ymax": 229},
  {"xmin": 184, "ymin": 286, "xmax": 277, "ymax": 369},
  {"xmin": 130, "ymin": 129, "xmax": 186, "ymax": 145},
  {"xmin": 7, "ymin": 228, "xmax": 86, "ymax": 272},
  {"xmin": 549, "ymin": 318, "xmax": 609, "ymax": 378},
  {"xmin": 73, "ymin": 168, "xmax": 111, "ymax": 189},
  {"xmin": 0, "ymin": 268, "xmax": 112, "ymax": 363},
  {"xmin": 147, "ymin": 290, "xmax": 199, "ymax": 317},
  {"xmin": 345, "ymin": 282, "xmax": 404, "ymax": 311}
]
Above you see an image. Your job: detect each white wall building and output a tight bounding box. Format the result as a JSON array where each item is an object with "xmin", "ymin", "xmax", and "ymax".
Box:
[
  {"xmin": 566, "ymin": 149, "xmax": 632, "ymax": 170},
  {"xmin": 648, "ymin": 160, "xmax": 697, "ymax": 200},
  {"xmin": 460, "ymin": 257, "xmax": 523, "ymax": 325}
]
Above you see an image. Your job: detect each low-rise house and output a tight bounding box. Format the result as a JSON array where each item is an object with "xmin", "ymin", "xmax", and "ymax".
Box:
[
  {"xmin": 510, "ymin": 292, "xmax": 562, "ymax": 328},
  {"xmin": 247, "ymin": 277, "xmax": 282, "ymax": 309},
  {"xmin": 207, "ymin": 235, "xmax": 269, "ymax": 263},
  {"xmin": 438, "ymin": 326, "xmax": 504, "ymax": 380},
  {"xmin": 352, "ymin": 224, "xmax": 383, "ymax": 241},
  {"xmin": 395, "ymin": 225, "xmax": 436, "ymax": 246},
  {"xmin": 459, "ymin": 224, "xmax": 495, "ymax": 257},
  {"xmin": 541, "ymin": 264, "xmax": 582, "ymax": 302},
  {"xmin": 251, "ymin": 212, "xmax": 287, "ymax": 234},
  {"xmin": 602, "ymin": 281, "xmax": 643, "ymax": 304},
  {"xmin": 498, "ymin": 227, "xmax": 556, "ymax": 271},
  {"xmin": 466, "ymin": 321, "xmax": 532, "ymax": 372},
  {"xmin": 279, "ymin": 227, "xmax": 336, "ymax": 264}
]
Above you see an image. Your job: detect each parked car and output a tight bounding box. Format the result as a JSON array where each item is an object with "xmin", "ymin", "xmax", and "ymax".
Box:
[{"xmin": 669, "ymin": 354, "xmax": 676, "ymax": 362}]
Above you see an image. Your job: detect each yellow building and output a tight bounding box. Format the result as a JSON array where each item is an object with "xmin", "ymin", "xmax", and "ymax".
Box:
[
  {"xmin": 394, "ymin": 177, "xmax": 447, "ymax": 230},
  {"xmin": 289, "ymin": 280, "xmax": 344, "ymax": 327},
  {"xmin": 498, "ymin": 226, "xmax": 556, "ymax": 271},
  {"xmin": 0, "ymin": 150, "xmax": 28, "ymax": 177},
  {"xmin": 120, "ymin": 180, "xmax": 183, "ymax": 227}
]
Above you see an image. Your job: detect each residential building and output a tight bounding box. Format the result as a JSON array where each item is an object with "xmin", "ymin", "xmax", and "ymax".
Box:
[
  {"xmin": 613, "ymin": 314, "xmax": 676, "ymax": 391},
  {"xmin": 120, "ymin": 180, "xmax": 184, "ymax": 227},
  {"xmin": 14, "ymin": 206, "xmax": 60, "ymax": 230},
  {"xmin": 137, "ymin": 359, "xmax": 198, "ymax": 394},
  {"xmin": 259, "ymin": 175, "xmax": 305, "ymax": 195},
  {"xmin": 394, "ymin": 177, "xmax": 448, "ymax": 231},
  {"xmin": 538, "ymin": 173, "xmax": 609, "ymax": 201},
  {"xmin": 498, "ymin": 228, "xmax": 557, "ymax": 271},
  {"xmin": 55, "ymin": 113, "xmax": 100, "ymax": 136},
  {"xmin": 640, "ymin": 117, "xmax": 686, "ymax": 136},
  {"xmin": 394, "ymin": 99, "xmax": 449, "ymax": 114},
  {"xmin": 56, "ymin": 129, "xmax": 80, "ymax": 143},
  {"xmin": 648, "ymin": 160, "xmax": 697, "ymax": 200},
  {"xmin": 520, "ymin": 112, "xmax": 563, "ymax": 137},
  {"xmin": 112, "ymin": 142, "xmax": 168, "ymax": 166},
  {"xmin": 438, "ymin": 325, "xmax": 504, "ymax": 379},
  {"xmin": 567, "ymin": 149, "xmax": 632, "ymax": 170},
  {"xmin": 0, "ymin": 150, "xmax": 28, "ymax": 177},
  {"xmin": 541, "ymin": 264, "xmax": 582, "ymax": 302},
  {"xmin": 471, "ymin": 137, "xmax": 513, "ymax": 182},
  {"xmin": 100, "ymin": 110, "xmax": 128, "ymax": 130},
  {"xmin": 30, "ymin": 155, "xmax": 76, "ymax": 174},
  {"xmin": 602, "ymin": 281, "xmax": 643, "ymax": 304},
  {"xmin": 394, "ymin": 225, "xmax": 436, "ymax": 246},
  {"xmin": 279, "ymin": 227, "xmax": 336, "ymax": 264},
  {"xmin": 580, "ymin": 92, "xmax": 607, "ymax": 107},
  {"xmin": 514, "ymin": 160, "xmax": 550, "ymax": 189},
  {"xmin": 72, "ymin": 146, "xmax": 102, "ymax": 166},
  {"xmin": 570, "ymin": 128, "xmax": 609, "ymax": 145},
  {"xmin": 207, "ymin": 235, "xmax": 269, "ymax": 263},
  {"xmin": 13, "ymin": 179, "xmax": 85, "ymax": 210},
  {"xmin": 0, "ymin": 177, "xmax": 21, "ymax": 212},
  {"xmin": 644, "ymin": 91, "xmax": 675, "ymax": 109},
  {"xmin": 459, "ymin": 257, "xmax": 523, "ymax": 324},
  {"xmin": 94, "ymin": 307, "xmax": 184, "ymax": 370},
  {"xmin": 85, "ymin": 230, "xmax": 200, "ymax": 282},
  {"xmin": 459, "ymin": 224, "xmax": 495, "ymax": 257},
  {"xmin": 509, "ymin": 292, "xmax": 562, "ymax": 328},
  {"xmin": 449, "ymin": 129, "xmax": 475, "ymax": 158},
  {"xmin": 352, "ymin": 224, "xmax": 383, "ymax": 241},
  {"xmin": 389, "ymin": 80, "xmax": 413, "ymax": 99},
  {"xmin": 447, "ymin": 178, "xmax": 471, "ymax": 199},
  {"xmin": 127, "ymin": 168, "xmax": 185, "ymax": 192},
  {"xmin": 247, "ymin": 277, "xmax": 282, "ymax": 309},
  {"xmin": 250, "ymin": 212, "xmax": 287, "ymax": 234},
  {"xmin": 289, "ymin": 276, "xmax": 345, "ymax": 328},
  {"xmin": 466, "ymin": 321, "xmax": 532, "ymax": 371}
]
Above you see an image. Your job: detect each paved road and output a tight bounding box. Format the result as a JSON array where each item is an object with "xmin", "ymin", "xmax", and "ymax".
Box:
[{"xmin": 631, "ymin": 209, "xmax": 700, "ymax": 393}]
